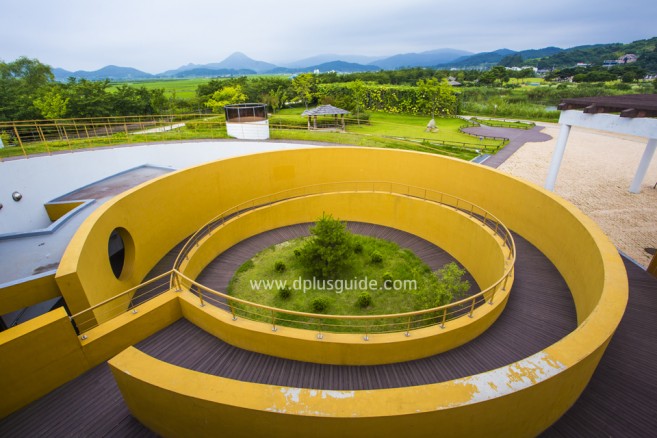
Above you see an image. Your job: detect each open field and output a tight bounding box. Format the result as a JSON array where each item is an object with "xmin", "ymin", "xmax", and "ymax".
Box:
[
  {"xmin": 274, "ymin": 110, "xmax": 505, "ymax": 150},
  {"xmin": 109, "ymin": 78, "xmax": 213, "ymax": 99},
  {"xmin": 2, "ymin": 110, "xmax": 514, "ymax": 160}
]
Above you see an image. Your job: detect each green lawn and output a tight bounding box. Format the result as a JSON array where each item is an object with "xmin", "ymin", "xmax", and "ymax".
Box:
[
  {"xmin": 1, "ymin": 110, "xmax": 515, "ymax": 160},
  {"xmin": 227, "ymin": 234, "xmax": 469, "ymax": 332},
  {"xmin": 272, "ymin": 110, "xmax": 505, "ymax": 152}
]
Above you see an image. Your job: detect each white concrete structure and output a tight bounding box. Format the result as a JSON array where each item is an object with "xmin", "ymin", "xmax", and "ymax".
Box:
[
  {"xmin": 0, "ymin": 141, "xmax": 317, "ymax": 284},
  {"xmin": 226, "ymin": 120, "xmax": 270, "ymax": 140},
  {"xmin": 546, "ymin": 110, "xmax": 657, "ymax": 194},
  {"xmin": 224, "ymin": 103, "xmax": 270, "ymax": 140}
]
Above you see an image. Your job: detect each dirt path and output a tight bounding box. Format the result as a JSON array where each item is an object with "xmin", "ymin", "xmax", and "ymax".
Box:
[{"xmin": 498, "ymin": 123, "xmax": 657, "ymax": 267}]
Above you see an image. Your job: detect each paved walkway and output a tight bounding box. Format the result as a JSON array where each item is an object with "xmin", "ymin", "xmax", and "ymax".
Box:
[{"xmin": 463, "ymin": 124, "xmax": 552, "ymax": 168}]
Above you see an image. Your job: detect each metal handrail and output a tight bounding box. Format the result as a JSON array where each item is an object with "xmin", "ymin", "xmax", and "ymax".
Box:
[
  {"xmin": 68, "ymin": 184, "xmax": 515, "ymax": 336},
  {"xmin": 173, "ymin": 181, "xmax": 516, "ymax": 272}
]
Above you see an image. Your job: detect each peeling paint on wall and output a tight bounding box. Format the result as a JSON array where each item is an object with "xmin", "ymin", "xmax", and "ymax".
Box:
[{"xmin": 455, "ymin": 351, "xmax": 567, "ymax": 405}]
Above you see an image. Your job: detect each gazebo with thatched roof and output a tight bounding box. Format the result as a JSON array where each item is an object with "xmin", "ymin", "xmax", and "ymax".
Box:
[{"xmin": 301, "ymin": 104, "xmax": 350, "ymax": 131}]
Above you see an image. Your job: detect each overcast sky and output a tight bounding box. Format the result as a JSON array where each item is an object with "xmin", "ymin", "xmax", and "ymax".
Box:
[{"xmin": 3, "ymin": 0, "xmax": 656, "ymax": 73}]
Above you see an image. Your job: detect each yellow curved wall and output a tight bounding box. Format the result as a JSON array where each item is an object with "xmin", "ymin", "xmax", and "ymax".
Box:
[
  {"xmin": 54, "ymin": 147, "xmax": 626, "ymax": 437},
  {"xmin": 176, "ymin": 191, "xmax": 511, "ymax": 364}
]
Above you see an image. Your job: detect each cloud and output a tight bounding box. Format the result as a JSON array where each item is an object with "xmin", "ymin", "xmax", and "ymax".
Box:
[{"xmin": 2, "ymin": 0, "xmax": 656, "ymax": 73}]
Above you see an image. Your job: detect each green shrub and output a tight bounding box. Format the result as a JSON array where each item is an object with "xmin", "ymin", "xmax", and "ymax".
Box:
[
  {"xmin": 274, "ymin": 261, "xmax": 286, "ymax": 273},
  {"xmin": 311, "ymin": 297, "xmax": 330, "ymax": 313},
  {"xmin": 382, "ymin": 272, "xmax": 393, "ymax": 288},
  {"xmin": 356, "ymin": 292, "xmax": 373, "ymax": 308},
  {"xmin": 235, "ymin": 259, "xmax": 254, "ymax": 275},
  {"xmin": 370, "ymin": 250, "xmax": 383, "ymax": 264},
  {"xmin": 354, "ymin": 242, "xmax": 363, "ymax": 254},
  {"xmin": 278, "ymin": 286, "xmax": 292, "ymax": 300},
  {"xmin": 294, "ymin": 249, "xmax": 301, "ymax": 257}
]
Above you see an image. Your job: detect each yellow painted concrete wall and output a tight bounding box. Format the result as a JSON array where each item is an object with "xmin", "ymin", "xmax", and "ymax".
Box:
[
  {"xmin": 44, "ymin": 201, "xmax": 86, "ymax": 221},
  {"xmin": 107, "ymin": 344, "xmax": 601, "ymax": 438},
  {"xmin": 176, "ymin": 192, "xmax": 511, "ymax": 364},
  {"xmin": 181, "ymin": 286, "xmax": 510, "ymax": 365},
  {"xmin": 0, "ymin": 308, "xmax": 89, "ymax": 418},
  {"xmin": 51, "ymin": 147, "xmax": 627, "ymax": 436},
  {"xmin": 56, "ymin": 147, "xmax": 608, "ymax": 322},
  {"xmin": 181, "ymin": 192, "xmax": 508, "ymax": 294},
  {"xmin": 0, "ymin": 273, "xmax": 61, "ymax": 315},
  {"xmin": 0, "ymin": 292, "xmax": 182, "ymax": 418}
]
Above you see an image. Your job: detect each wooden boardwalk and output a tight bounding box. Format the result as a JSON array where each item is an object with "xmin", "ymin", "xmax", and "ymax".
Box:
[
  {"xmin": 1, "ymin": 227, "xmax": 584, "ymax": 436},
  {"xmin": 463, "ymin": 124, "xmax": 552, "ymax": 168},
  {"xmin": 1, "ymin": 225, "xmax": 655, "ymax": 436}
]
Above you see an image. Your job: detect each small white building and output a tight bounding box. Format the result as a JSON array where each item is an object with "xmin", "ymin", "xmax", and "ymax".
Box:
[{"xmin": 224, "ymin": 103, "xmax": 270, "ymax": 140}]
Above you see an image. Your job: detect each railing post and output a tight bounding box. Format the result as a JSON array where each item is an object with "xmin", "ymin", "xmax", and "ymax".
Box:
[
  {"xmin": 13, "ymin": 124, "xmax": 27, "ymax": 157},
  {"xmin": 271, "ymin": 310, "xmax": 277, "ymax": 332},
  {"xmin": 363, "ymin": 324, "xmax": 369, "ymax": 341},
  {"xmin": 405, "ymin": 315, "xmax": 411, "ymax": 337},
  {"xmin": 173, "ymin": 272, "xmax": 182, "ymax": 292},
  {"xmin": 198, "ymin": 286, "xmax": 205, "ymax": 307},
  {"xmin": 489, "ymin": 284, "xmax": 497, "ymax": 304},
  {"xmin": 441, "ymin": 308, "xmax": 447, "ymax": 328},
  {"xmin": 230, "ymin": 299, "xmax": 237, "ymax": 321},
  {"xmin": 503, "ymin": 272, "xmax": 510, "ymax": 291},
  {"xmin": 317, "ymin": 318, "xmax": 324, "ymax": 340},
  {"xmin": 469, "ymin": 297, "xmax": 476, "ymax": 318}
]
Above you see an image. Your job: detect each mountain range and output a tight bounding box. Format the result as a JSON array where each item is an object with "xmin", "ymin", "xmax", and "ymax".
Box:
[{"xmin": 51, "ymin": 37, "xmax": 657, "ymax": 81}]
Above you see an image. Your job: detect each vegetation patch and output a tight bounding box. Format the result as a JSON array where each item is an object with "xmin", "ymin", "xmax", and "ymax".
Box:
[{"xmin": 227, "ymin": 215, "xmax": 471, "ymax": 332}]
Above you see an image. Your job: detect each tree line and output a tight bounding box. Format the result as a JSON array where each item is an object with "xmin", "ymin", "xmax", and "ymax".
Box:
[
  {"xmin": 2, "ymin": 56, "xmax": 655, "ymax": 123},
  {"xmin": 0, "ymin": 57, "xmax": 167, "ymax": 121}
]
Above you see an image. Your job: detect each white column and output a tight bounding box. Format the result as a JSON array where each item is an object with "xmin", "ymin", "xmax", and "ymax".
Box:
[
  {"xmin": 629, "ymin": 138, "xmax": 657, "ymax": 194},
  {"xmin": 545, "ymin": 124, "xmax": 571, "ymax": 191}
]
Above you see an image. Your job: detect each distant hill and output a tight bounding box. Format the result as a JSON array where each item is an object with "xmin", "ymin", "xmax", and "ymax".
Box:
[
  {"xmin": 372, "ymin": 48, "xmax": 473, "ymax": 70},
  {"xmin": 267, "ymin": 60, "xmax": 380, "ymax": 74},
  {"xmin": 443, "ymin": 49, "xmax": 517, "ymax": 68},
  {"xmin": 525, "ymin": 37, "xmax": 657, "ymax": 69},
  {"xmin": 168, "ymin": 67, "xmax": 257, "ymax": 78},
  {"xmin": 50, "ymin": 37, "xmax": 657, "ymax": 81},
  {"xmin": 53, "ymin": 65, "xmax": 154, "ymax": 81},
  {"xmin": 281, "ymin": 54, "xmax": 385, "ymax": 68}
]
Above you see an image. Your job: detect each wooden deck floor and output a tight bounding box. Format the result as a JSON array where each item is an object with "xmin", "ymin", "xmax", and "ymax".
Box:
[
  {"xmin": 0, "ymin": 227, "xmax": 581, "ymax": 436},
  {"xmin": 1, "ymin": 218, "xmax": 655, "ymax": 437}
]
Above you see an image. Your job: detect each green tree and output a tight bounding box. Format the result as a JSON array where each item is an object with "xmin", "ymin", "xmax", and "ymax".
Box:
[
  {"xmin": 350, "ymin": 79, "xmax": 367, "ymax": 124},
  {"xmin": 417, "ymin": 77, "xmax": 457, "ymax": 118},
  {"xmin": 204, "ymin": 85, "xmax": 247, "ymax": 113},
  {"xmin": 300, "ymin": 213, "xmax": 354, "ymax": 279},
  {"xmin": 0, "ymin": 57, "xmax": 54, "ymax": 120},
  {"xmin": 33, "ymin": 87, "xmax": 69, "ymax": 119},
  {"xmin": 292, "ymin": 73, "xmax": 317, "ymax": 109},
  {"xmin": 64, "ymin": 78, "xmax": 112, "ymax": 117},
  {"xmin": 417, "ymin": 262, "xmax": 470, "ymax": 308}
]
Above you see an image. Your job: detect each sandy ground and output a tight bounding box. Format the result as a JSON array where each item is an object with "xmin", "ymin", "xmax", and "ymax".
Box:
[{"xmin": 498, "ymin": 123, "xmax": 657, "ymax": 267}]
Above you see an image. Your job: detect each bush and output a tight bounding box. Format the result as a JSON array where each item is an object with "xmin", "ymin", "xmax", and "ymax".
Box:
[
  {"xmin": 235, "ymin": 259, "xmax": 254, "ymax": 275},
  {"xmin": 382, "ymin": 272, "xmax": 393, "ymax": 288},
  {"xmin": 354, "ymin": 242, "xmax": 363, "ymax": 254},
  {"xmin": 356, "ymin": 292, "xmax": 373, "ymax": 308},
  {"xmin": 294, "ymin": 249, "xmax": 301, "ymax": 257},
  {"xmin": 370, "ymin": 250, "xmax": 383, "ymax": 264},
  {"xmin": 278, "ymin": 286, "xmax": 292, "ymax": 300},
  {"xmin": 274, "ymin": 261, "xmax": 286, "ymax": 273},
  {"xmin": 300, "ymin": 213, "xmax": 354, "ymax": 279},
  {"xmin": 311, "ymin": 297, "xmax": 330, "ymax": 313}
]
